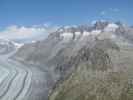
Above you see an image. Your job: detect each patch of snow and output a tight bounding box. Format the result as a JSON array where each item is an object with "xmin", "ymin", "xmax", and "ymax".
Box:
[
  {"xmin": 91, "ymin": 30, "xmax": 101, "ymax": 36},
  {"xmin": 75, "ymin": 32, "xmax": 81, "ymax": 40},
  {"xmin": 104, "ymin": 23, "xmax": 119, "ymax": 32},
  {"xmin": 83, "ymin": 31, "xmax": 91, "ymax": 36},
  {"xmin": 60, "ymin": 32, "xmax": 73, "ymax": 41},
  {"xmin": 13, "ymin": 42, "xmax": 24, "ymax": 49},
  {"xmin": 31, "ymin": 41, "xmax": 36, "ymax": 43},
  {"xmin": 75, "ymin": 32, "xmax": 81, "ymax": 36}
]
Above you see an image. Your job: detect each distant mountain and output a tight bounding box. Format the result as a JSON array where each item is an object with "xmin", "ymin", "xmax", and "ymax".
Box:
[
  {"xmin": 12, "ymin": 20, "xmax": 133, "ymax": 81},
  {"xmin": 12, "ymin": 21, "xmax": 133, "ymax": 100},
  {"xmin": 13, "ymin": 21, "xmax": 133, "ymax": 64},
  {"xmin": 0, "ymin": 38, "xmax": 22, "ymax": 55}
]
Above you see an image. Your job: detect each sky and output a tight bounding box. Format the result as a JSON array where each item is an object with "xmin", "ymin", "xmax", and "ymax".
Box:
[{"xmin": 0, "ymin": 0, "xmax": 133, "ymax": 42}]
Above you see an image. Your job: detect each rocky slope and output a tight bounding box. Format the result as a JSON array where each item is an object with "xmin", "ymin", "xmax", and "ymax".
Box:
[
  {"xmin": 12, "ymin": 21, "xmax": 133, "ymax": 100},
  {"xmin": 49, "ymin": 43, "xmax": 133, "ymax": 100}
]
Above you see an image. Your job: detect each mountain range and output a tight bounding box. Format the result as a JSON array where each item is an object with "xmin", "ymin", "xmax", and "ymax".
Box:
[{"xmin": 0, "ymin": 21, "xmax": 133, "ymax": 100}]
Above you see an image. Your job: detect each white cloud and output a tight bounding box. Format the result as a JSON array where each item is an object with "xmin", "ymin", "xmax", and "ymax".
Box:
[
  {"xmin": 100, "ymin": 11, "xmax": 106, "ymax": 15},
  {"xmin": 109, "ymin": 8, "xmax": 120, "ymax": 12},
  {"xmin": 100, "ymin": 8, "xmax": 120, "ymax": 16},
  {"xmin": 0, "ymin": 24, "xmax": 58, "ymax": 43}
]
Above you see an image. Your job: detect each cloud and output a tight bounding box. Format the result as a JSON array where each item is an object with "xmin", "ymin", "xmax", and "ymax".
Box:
[
  {"xmin": 109, "ymin": 8, "xmax": 120, "ymax": 12},
  {"xmin": 100, "ymin": 11, "xmax": 106, "ymax": 15},
  {"xmin": 0, "ymin": 24, "xmax": 58, "ymax": 43},
  {"xmin": 100, "ymin": 8, "xmax": 120, "ymax": 16}
]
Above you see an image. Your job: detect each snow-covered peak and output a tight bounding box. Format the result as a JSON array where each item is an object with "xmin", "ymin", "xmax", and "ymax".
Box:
[
  {"xmin": 60, "ymin": 32, "xmax": 73, "ymax": 42},
  {"xmin": 0, "ymin": 38, "xmax": 15, "ymax": 46},
  {"xmin": 104, "ymin": 23, "xmax": 119, "ymax": 32},
  {"xmin": 0, "ymin": 38, "xmax": 24, "ymax": 54},
  {"xmin": 0, "ymin": 38, "xmax": 17, "ymax": 54},
  {"xmin": 47, "ymin": 21, "xmax": 133, "ymax": 45},
  {"xmin": 91, "ymin": 20, "xmax": 108, "ymax": 25}
]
